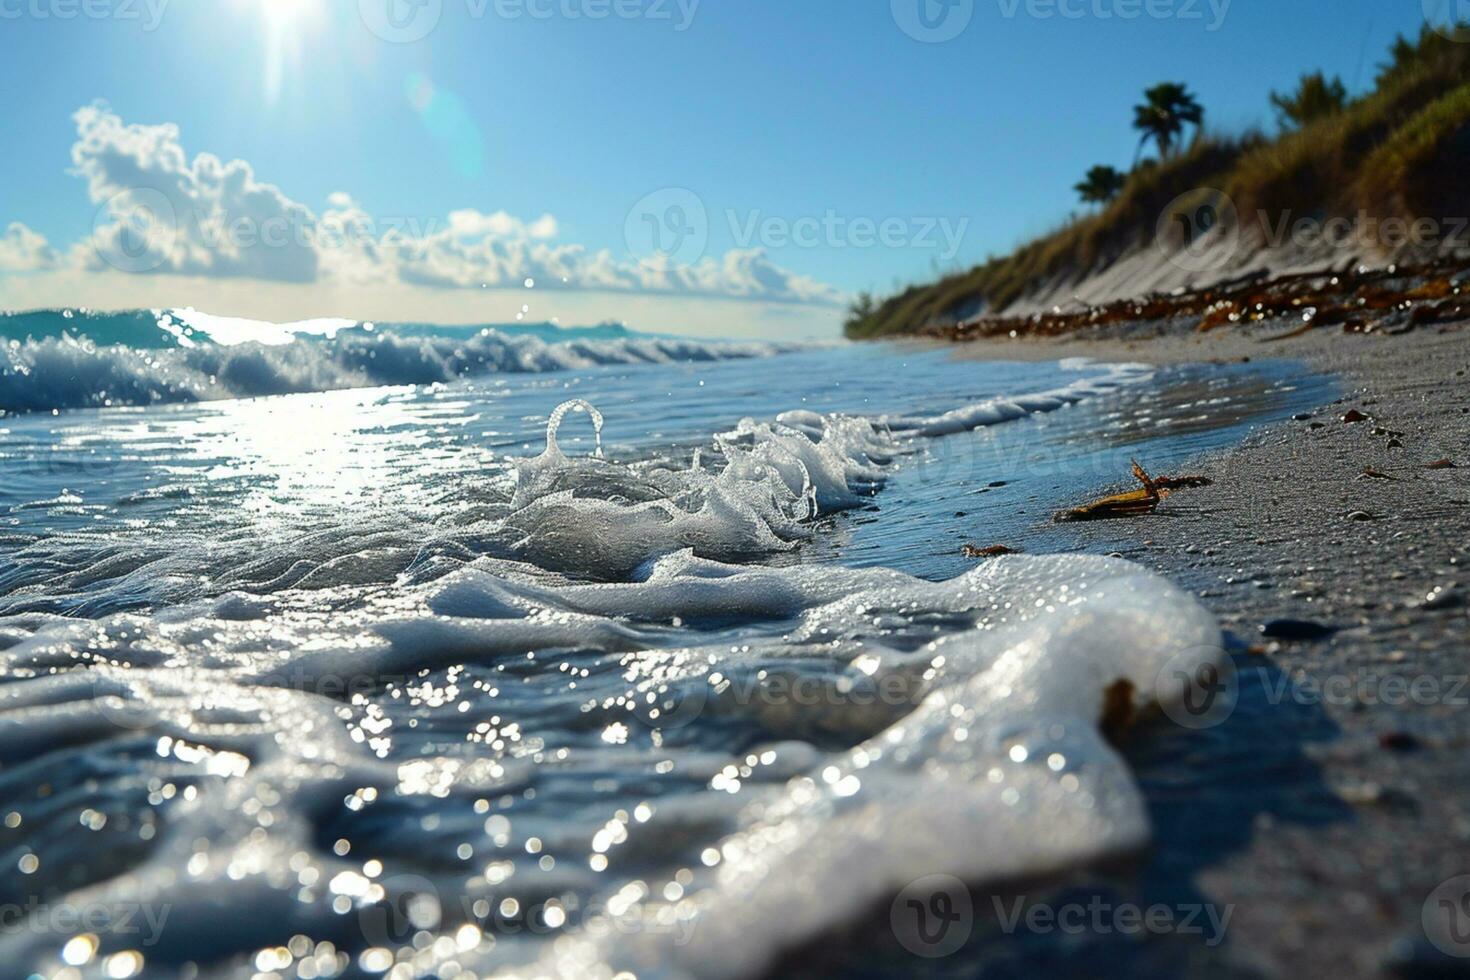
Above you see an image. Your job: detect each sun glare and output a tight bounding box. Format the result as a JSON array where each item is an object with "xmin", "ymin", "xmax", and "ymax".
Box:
[
  {"xmin": 259, "ymin": 0, "xmax": 314, "ymax": 29},
  {"xmin": 240, "ymin": 0, "xmax": 323, "ymax": 104}
]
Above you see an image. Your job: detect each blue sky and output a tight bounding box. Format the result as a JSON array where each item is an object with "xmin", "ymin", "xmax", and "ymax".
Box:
[{"xmin": 0, "ymin": 0, "xmax": 1440, "ymax": 336}]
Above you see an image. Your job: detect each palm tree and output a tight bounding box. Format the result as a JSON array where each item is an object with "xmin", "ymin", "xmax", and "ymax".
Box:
[
  {"xmin": 1074, "ymin": 165, "xmax": 1127, "ymax": 206},
  {"xmin": 1132, "ymin": 83, "xmax": 1205, "ymax": 162},
  {"xmin": 1269, "ymin": 72, "xmax": 1348, "ymax": 130}
]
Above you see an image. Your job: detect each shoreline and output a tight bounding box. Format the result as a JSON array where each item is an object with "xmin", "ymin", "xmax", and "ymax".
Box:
[
  {"xmin": 777, "ymin": 322, "xmax": 1468, "ymax": 978},
  {"xmin": 973, "ymin": 323, "xmax": 1467, "ymax": 976}
]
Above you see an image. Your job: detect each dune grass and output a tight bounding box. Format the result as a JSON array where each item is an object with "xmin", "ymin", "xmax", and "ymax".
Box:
[
  {"xmin": 846, "ymin": 26, "xmax": 1470, "ymax": 339},
  {"xmin": 1353, "ymin": 83, "xmax": 1470, "ymax": 218}
]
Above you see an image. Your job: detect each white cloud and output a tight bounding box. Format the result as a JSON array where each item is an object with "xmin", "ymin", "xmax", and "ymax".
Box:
[
  {"xmin": 624, "ymin": 249, "xmax": 843, "ymax": 304},
  {"xmin": 74, "ymin": 106, "xmax": 319, "ymax": 283},
  {"xmin": 29, "ymin": 106, "xmax": 843, "ymax": 307},
  {"xmin": 0, "ymin": 223, "xmax": 58, "ymax": 273}
]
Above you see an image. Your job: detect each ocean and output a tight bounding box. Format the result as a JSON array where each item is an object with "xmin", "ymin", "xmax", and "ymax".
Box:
[{"xmin": 0, "ymin": 309, "xmax": 1332, "ymax": 977}]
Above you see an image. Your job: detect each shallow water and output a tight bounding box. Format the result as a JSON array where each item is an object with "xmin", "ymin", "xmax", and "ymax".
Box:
[{"xmin": 0, "ymin": 323, "xmax": 1332, "ymax": 978}]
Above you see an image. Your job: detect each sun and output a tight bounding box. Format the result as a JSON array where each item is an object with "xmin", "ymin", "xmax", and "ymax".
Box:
[{"xmin": 258, "ymin": 0, "xmax": 315, "ymax": 29}]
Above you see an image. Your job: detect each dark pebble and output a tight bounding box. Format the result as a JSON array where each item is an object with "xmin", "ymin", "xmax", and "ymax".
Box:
[
  {"xmin": 988, "ymin": 481, "xmax": 1008, "ymax": 488},
  {"xmin": 1379, "ymin": 731, "xmax": 1421, "ymax": 752},
  {"xmin": 1261, "ymin": 619, "xmax": 1338, "ymax": 641},
  {"xmin": 1342, "ymin": 409, "xmax": 1370, "ymax": 423},
  {"xmin": 1348, "ymin": 511, "xmax": 1376, "ymax": 521},
  {"xmin": 954, "ymin": 512, "xmax": 967, "ymax": 518},
  {"xmin": 1293, "ymin": 413, "xmax": 1312, "ymax": 421}
]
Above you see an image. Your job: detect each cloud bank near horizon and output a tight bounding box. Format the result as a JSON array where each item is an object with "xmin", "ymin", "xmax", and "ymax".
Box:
[{"xmin": 1, "ymin": 107, "xmax": 844, "ymax": 317}]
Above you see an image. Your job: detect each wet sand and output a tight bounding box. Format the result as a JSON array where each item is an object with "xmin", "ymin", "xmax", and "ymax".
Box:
[
  {"xmin": 778, "ymin": 322, "xmax": 1469, "ymax": 978},
  {"xmin": 984, "ymin": 323, "xmax": 1469, "ymax": 977}
]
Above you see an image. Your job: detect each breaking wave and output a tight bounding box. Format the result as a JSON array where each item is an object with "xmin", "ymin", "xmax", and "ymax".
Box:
[{"xmin": 0, "ymin": 308, "xmax": 785, "ymax": 415}]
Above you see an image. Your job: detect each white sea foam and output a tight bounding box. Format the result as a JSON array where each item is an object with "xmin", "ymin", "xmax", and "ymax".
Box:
[
  {"xmin": 0, "ymin": 552, "xmax": 1222, "ymax": 977},
  {"xmin": 495, "ymin": 404, "xmax": 897, "ymax": 578},
  {"xmin": 490, "ymin": 359, "xmax": 1144, "ymax": 578},
  {"xmin": 0, "ymin": 357, "xmax": 1220, "ymax": 977},
  {"xmin": 884, "ymin": 360, "xmax": 1153, "ymax": 436}
]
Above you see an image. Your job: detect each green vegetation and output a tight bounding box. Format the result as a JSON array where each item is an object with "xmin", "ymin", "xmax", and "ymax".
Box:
[
  {"xmin": 1074, "ymin": 165, "xmax": 1127, "ymax": 206},
  {"xmin": 1354, "ymin": 83, "xmax": 1470, "ymax": 218},
  {"xmin": 1270, "ymin": 72, "xmax": 1348, "ymax": 129},
  {"xmin": 845, "ymin": 25, "xmax": 1470, "ymax": 340}
]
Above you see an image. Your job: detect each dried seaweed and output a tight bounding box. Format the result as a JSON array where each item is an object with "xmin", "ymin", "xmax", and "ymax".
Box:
[
  {"xmin": 962, "ymin": 544, "xmax": 1021, "ymax": 558},
  {"xmin": 1153, "ymin": 474, "xmax": 1213, "ymax": 490},
  {"xmin": 923, "ymin": 257, "xmax": 1470, "ymax": 343},
  {"xmin": 1056, "ymin": 461, "xmax": 1162, "ymax": 522},
  {"xmin": 1054, "ymin": 461, "xmax": 1213, "ymax": 522}
]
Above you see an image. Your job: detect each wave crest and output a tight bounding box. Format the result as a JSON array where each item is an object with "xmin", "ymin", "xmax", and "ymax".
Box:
[{"xmin": 0, "ymin": 314, "xmax": 780, "ymax": 414}]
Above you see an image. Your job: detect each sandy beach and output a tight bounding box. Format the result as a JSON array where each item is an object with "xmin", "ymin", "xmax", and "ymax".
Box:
[{"xmin": 833, "ymin": 322, "xmax": 1470, "ymax": 978}]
